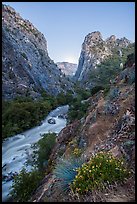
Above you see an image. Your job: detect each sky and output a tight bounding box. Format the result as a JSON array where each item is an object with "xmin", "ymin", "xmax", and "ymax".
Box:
[{"xmin": 3, "ymin": 2, "xmax": 135, "ymax": 64}]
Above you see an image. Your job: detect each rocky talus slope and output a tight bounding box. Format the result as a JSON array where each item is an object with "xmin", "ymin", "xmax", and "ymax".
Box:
[
  {"xmin": 2, "ymin": 4, "xmax": 73, "ymax": 100},
  {"xmin": 75, "ymin": 31, "xmax": 131, "ymax": 82},
  {"xmin": 56, "ymin": 62, "xmax": 77, "ymax": 77},
  {"xmin": 30, "ymin": 62, "xmax": 135, "ymax": 202}
]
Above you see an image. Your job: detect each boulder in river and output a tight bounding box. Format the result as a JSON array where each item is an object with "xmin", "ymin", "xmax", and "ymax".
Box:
[{"xmin": 47, "ymin": 118, "xmax": 56, "ymax": 124}]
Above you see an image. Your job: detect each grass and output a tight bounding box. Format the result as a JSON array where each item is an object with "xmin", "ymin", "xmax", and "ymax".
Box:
[{"xmin": 53, "ymin": 157, "xmax": 85, "ymax": 192}]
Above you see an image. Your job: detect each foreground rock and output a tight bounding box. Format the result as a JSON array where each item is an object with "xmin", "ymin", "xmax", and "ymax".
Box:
[{"xmin": 47, "ymin": 118, "xmax": 56, "ymax": 124}]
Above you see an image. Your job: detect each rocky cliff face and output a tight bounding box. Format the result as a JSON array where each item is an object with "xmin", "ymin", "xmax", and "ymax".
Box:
[
  {"xmin": 56, "ymin": 62, "xmax": 77, "ymax": 77},
  {"xmin": 75, "ymin": 31, "xmax": 131, "ymax": 82},
  {"xmin": 2, "ymin": 4, "xmax": 73, "ymax": 100}
]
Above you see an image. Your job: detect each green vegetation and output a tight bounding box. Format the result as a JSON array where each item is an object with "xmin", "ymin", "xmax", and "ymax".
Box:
[
  {"xmin": 67, "ymin": 138, "xmax": 84, "ymax": 158},
  {"xmin": 124, "ymin": 52, "xmax": 135, "ymax": 68},
  {"xmin": 10, "ymin": 168, "xmax": 43, "ymax": 202},
  {"xmin": 67, "ymin": 84, "xmax": 105, "ymax": 123},
  {"xmin": 89, "ymin": 43, "xmax": 135, "ymax": 87},
  {"xmin": 28, "ymin": 133, "xmax": 56, "ymax": 171},
  {"xmin": 120, "ymin": 43, "xmax": 135, "ymax": 65},
  {"xmin": 107, "ymin": 87, "xmax": 120, "ymax": 100},
  {"xmin": 68, "ymin": 99, "xmax": 89, "ymax": 123},
  {"xmin": 10, "ymin": 133, "xmax": 56, "ymax": 201},
  {"xmin": 2, "ymin": 90, "xmax": 74, "ymax": 140},
  {"xmin": 53, "ymin": 157, "xmax": 84, "ymax": 192},
  {"xmin": 71, "ymin": 152, "xmax": 130, "ymax": 194},
  {"xmin": 2, "ymin": 97, "xmax": 52, "ymax": 139}
]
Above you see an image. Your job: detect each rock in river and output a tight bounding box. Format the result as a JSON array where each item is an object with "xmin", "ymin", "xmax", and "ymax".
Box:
[{"xmin": 47, "ymin": 118, "xmax": 56, "ymax": 124}]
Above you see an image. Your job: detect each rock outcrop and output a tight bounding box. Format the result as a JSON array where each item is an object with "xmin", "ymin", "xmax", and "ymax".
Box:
[
  {"xmin": 75, "ymin": 31, "xmax": 131, "ymax": 82},
  {"xmin": 2, "ymin": 4, "xmax": 73, "ymax": 100},
  {"xmin": 56, "ymin": 62, "xmax": 77, "ymax": 77}
]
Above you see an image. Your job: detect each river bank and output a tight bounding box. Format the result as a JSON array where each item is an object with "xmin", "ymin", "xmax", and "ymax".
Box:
[{"xmin": 2, "ymin": 105, "xmax": 69, "ymax": 202}]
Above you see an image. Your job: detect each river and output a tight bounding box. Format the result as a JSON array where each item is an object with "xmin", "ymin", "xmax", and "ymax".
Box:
[{"xmin": 2, "ymin": 105, "xmax": 69, "ymax": 202}]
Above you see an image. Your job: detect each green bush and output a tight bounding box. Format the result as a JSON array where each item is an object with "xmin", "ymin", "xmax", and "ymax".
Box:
[
  {"xmin": 2, "ymin": 96, "xmax": 56, "ymax": 139},
  {"xmin": 71, "ymin": 152, "xmax": 129, "ymax": 194},
  {"xmin": 90, "ymin": 85, "xmax": 104, "ymax": 95},
  {"xmin": 10, "ymin": 168, "xmax": 43, "ymax": 202},
  {"xmin": 29, "ymin": 133, "xmax": 56, "ymax": 171},
  {"xmin": 68, "ymin": 100, "xmax": 89, "ymax": 122},
  {"xmin": 72, "ymin": 147, "xmax": 83, "ymax": 158},
  {"xmin": 107, "ymin": 87, "xmax": 120, "ymax": 100},
  {"xmin": 124, "ymin": 53, "xmax": 135, "ymax": 68},
  {"xmin": 103, "ymin": 85, "xmax": 110, "ymax": 97}
]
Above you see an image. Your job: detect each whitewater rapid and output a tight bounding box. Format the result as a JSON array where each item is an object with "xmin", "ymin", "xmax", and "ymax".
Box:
[{"xmin": 2, "ymin": 105, "xmax": 69, "ymax": 202}]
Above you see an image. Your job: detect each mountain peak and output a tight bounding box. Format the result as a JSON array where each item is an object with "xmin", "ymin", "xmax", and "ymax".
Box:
[
  {"xmin": 106, "ymin": 35, "xmax": 116, "ymax": 43},
  {"xmin": 57, "ymin": 62, "xmax": 77, "ymax": 76},
  {"xmin": 75, "ymin": 31, "xmax": 132, "ymax": 82}
]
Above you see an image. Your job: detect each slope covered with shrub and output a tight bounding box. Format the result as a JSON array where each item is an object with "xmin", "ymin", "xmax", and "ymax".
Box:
[
  {"xmin": 86, "ymin": 43, "xmax": 135, "ymax": 88},
  {"xmin": 29, "ymin": 53, "xmax": 135, "ymax": 202}
]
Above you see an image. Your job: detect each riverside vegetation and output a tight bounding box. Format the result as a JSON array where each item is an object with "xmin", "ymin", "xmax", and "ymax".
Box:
[{"xmin": 10, "ymin": 133, "xmax": 56, "ymax": 202}]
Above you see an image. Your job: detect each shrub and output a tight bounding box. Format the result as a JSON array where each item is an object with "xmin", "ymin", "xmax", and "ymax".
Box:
[
  {"xmin": 128, "ymin": 69, "xmax": 135, "ymax": 84},
  {"xmin": 104, "ymin": 101, "xmax": 119, "ymax": 115},
  {"xmin": 67, "ymin": 139, "xmax": 83, "ymax": 158},
  {"xmin": 10, "ymin": 168, "xmax": 43, "ymax": 202},
  {"xmin": 68, "ymin": 100, "xmax": 89, "ymax": 122},
  {"xmin": 107, "ymin": 87, "xmax": 120, "ymax": 100},
  {"xmin": 53, "ymin": 157, "xmax": 85, "ymax": 192},
  {"xmin": 2, "ymin": 96, "xmax": 57, "ymax": 139},
  {"xmin": 91, "ymin": 85, "xmax": 104, "ymax": 96},
  {"xmin": 29, "ymin": 133, "xmax": 56, "ymax": 171},
  {"xmin": 71, "ymin": 152, "xmax": 129, "ymax": 194},
  {"xmin": 124, "ymin": 53, "xmax": 135, "ymax": 68},
  {"xmin": 103, "ymin": 85, "xmax": 110, "ymax": 97},
  {"xmin": 72, "ymin": 148, "xmax": 82, "ymax": 157}
]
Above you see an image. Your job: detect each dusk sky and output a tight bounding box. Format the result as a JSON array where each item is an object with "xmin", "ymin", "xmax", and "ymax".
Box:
[{"xmin": 3, "ymin": 2, "xmax": 135, "ymax": 64}]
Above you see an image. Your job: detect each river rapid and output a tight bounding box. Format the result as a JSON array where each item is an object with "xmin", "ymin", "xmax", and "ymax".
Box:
[{"xmin": 2, "ymin": 105, "xmax": 69, "ymax": 202}]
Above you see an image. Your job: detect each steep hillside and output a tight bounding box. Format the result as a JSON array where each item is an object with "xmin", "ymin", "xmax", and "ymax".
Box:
[
  {"xmin": 57, "ymin": 62, "xmax": 77, "ymax": 77},
  {"xmin": 2, "ymin": 4, "xmax": 73, "ymax": 100},
  {"xmin": 29, "ymin": 57, "xmax": 135, "ymax": 202},
  {"xmin": 75, "ymin": 31, "xmax": 134, "ymax": 89}
]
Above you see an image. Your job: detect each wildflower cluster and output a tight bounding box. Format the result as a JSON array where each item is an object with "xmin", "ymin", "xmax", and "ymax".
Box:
[
  {"xmin": 68, "ymin": 138, "xmax": 83, "ymax": 158},
  {"xmin": 72, "ymin": 148, "xmax": 82, "ymax": 157},
  {"xmin": 71, "ymin": 152, "xmax": 129, "ymax": 194}
]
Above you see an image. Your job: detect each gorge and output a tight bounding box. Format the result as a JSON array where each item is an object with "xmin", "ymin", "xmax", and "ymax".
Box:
[{"xmin": 2, "ymin": 3, "xmax": 135, "ymax": 202}]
